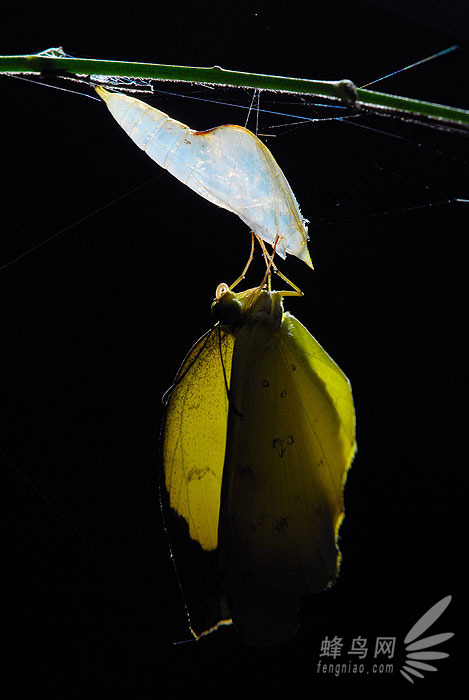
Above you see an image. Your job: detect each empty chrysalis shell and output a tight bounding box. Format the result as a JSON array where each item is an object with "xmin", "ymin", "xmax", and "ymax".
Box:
[{"xmin": 96, "ymin": 87, "xmax": 312, "ymax": 267}]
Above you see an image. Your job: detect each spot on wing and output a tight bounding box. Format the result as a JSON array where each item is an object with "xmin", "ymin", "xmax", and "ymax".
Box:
[
  {"xmin": 275, "ymin": 516, "xmax": 290, "ymax": 534},
  {"xmin": 272, "ymin": 435, "xmax": 294, "ymax": 458},
  {"xmin": 187, "ymin": 467, "xmax": 216, "ymax": 482}
]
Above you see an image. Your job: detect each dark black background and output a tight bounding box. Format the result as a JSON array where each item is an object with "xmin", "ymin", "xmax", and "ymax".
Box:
[{"xmin": 1, "ymin": 0, "xmax": 466, "ymax": 695}]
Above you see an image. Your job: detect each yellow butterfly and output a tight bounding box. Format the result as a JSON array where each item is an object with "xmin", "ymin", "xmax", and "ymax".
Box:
[{"xmin": 160, "ymin": 282, "xmax": 356, "ymax": 647}]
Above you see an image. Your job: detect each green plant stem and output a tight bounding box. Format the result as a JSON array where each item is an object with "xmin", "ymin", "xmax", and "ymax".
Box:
[{"xmin": 1, "ymin": 50, "xmax": 469, "ymax": 129}]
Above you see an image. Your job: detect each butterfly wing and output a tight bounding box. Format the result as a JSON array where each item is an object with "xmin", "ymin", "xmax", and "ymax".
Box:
[
  {"xmin": 160, "ymin": 326, "xmax": 235, "ymax": 637},
  {"xmin": 218, "ymin": 311, "xmax": 356, "ymax": 646}
]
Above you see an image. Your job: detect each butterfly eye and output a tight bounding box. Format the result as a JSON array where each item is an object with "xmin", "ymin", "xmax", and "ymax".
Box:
[{"xmin": 211, "ymin": 289, "xmax": 243, "ymax": 325}]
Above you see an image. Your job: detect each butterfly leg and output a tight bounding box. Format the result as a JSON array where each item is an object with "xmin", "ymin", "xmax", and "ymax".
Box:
[
  {"xmin": 229, "ymin": 232, "xmax": 256, "ymax": 291},
  {"xmin": 256, "ymin": 235, "xmax": 304, "ymax": 297}
]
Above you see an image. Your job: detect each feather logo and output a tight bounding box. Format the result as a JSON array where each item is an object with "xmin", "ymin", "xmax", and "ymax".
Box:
[{"xmin": 400, "ymin": 595, "xmax": 454, "ymax": 683}]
